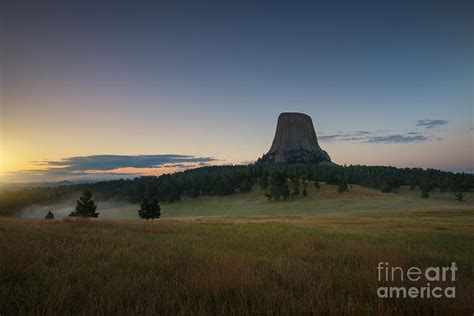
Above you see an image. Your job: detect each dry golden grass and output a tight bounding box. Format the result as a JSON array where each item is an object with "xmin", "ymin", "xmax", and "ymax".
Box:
[{"xmin": 1, "ymin": 210, "xmax": 473, "ymax": 315}]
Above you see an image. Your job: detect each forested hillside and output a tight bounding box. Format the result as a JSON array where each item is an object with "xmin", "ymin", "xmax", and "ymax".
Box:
[{"xmin": 1, "ymin": 164, "xmax": 473, "ymax": 215}]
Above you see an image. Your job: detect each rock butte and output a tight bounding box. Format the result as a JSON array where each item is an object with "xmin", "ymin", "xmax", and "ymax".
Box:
[{"xmin": 258, "ymin": 112, "xmax": 332, "ymax": 165}]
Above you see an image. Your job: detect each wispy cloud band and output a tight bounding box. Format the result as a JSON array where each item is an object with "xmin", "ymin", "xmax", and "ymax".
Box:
[
  {"xmin": 33, "ymin": 154, "xmax": 216, "ymax": 171},
  {"xmin": 364, "ymin": 134, "xmax": 428, "ymax": 143},
  {"xmin": 7, "ymin": 154, "xmax": 218, "ymax": 182},
  {"xmin": 318, "ymin": 119, "xmax": 447, "ymax": 144},
  {"xmin": 415, "ymin": 119, "xmax": 448, "ymax": 128}
]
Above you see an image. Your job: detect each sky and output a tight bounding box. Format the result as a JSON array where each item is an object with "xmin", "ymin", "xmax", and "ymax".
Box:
[{"xmin": 0, "ymin": 0, "xmax": 472, "ymax": 182}]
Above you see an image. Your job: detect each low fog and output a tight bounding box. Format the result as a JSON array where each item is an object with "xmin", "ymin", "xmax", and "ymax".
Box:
[{"xmin": 18, "ymin": 197, "xmax": 141, "ymax": 220}]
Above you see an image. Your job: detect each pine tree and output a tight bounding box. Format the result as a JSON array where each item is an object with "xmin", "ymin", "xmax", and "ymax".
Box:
[
  {"xmin": 281, "ymin": 184, "xmax": 290, "ymax": 200},
  {"xmin": 45, "ymin": 211, "xmax": 54, "ymax": 220},
  {"xmin": 420, "ymin": 181, "xmax": 433, "ymax": 199},
  {"xmin": 69, "ymin": 189, "xmax": 99, "ymax": 217},
  {"xmin": 302, "ymin": 181, "xmax": 308, "ymax": 197},
  {"xmin": 138, "ymin": 198, "xmax": 150, "ymax": 219},
  {"xmin": 149, "ymin": 198, "xmax": 161, "ymax": 220},
  {"xmin": 138, "ymin": 198, "xmax": 161, "ymax": 220},
  {"xmin": 337, "ymin": 179, "xmax": 349, "ymax": 193},
  {"xmin": 380, "ymin": 183, "xmax": 392, "ymax": 193},
  {"xmin": 189, "ymin": 185, "xmax": 201, "ymax": 198},
  {"xmin": 314, "ymin": 181, "xmax": 320, "ymax": 190},
  {"xmin": 455, "ymin": 192, "xmax": 464, "ymax": 202},
  {"xmin": 267, "ymin": 170, "xmax": 289, "ymax": 201},
  {"xmin": 239, "ymin": 178, "xmax": 253, "ymax": 193},
  {"xmin": 291, "ymin": 177, "xmax": 300, "ymax": 198},
  {"xmin": 259, "ymin": 172, "xmax": 269, "ymax": 190}
]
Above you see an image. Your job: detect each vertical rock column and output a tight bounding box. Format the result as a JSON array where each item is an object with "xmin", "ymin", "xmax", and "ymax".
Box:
[{"xmin": 259, "ymin": 112, "xmax": 332, "ymax": 164}]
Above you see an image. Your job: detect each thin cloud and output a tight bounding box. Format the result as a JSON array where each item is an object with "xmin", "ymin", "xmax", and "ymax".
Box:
[
  {"xmin": 7, "ymin": 154, "xmax": 219, "ymax": 182},
  {"xmin": 33, "ymin": 154, "xmax": 216, "ymax": 171},
  {"xmin": 365, "ymin": 134, "xmax": 428, "ymax": 143},
  {"xmin": 415, "ymin": 119, "xmax": 448, "ymax": 129},
  {"xmin": 319, "ymin": 119, "xmax": 448, "ymax": 144},
  {"xmin": 318, "ymin": 134, "xmax": 341, "ymax": 142},
  {"xmin": 318, "ymin": 131, "xmax": 371, "ymax": 142}
]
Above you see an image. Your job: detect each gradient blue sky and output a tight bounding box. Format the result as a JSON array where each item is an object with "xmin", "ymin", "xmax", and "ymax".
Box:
[{"xmin": 1, "ymin": 0, "xmax": 472, "ymax": 182}]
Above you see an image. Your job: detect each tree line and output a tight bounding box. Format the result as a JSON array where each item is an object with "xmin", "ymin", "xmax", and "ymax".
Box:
[{"xmin": 1, "ymin": 164, "xmax": 473, "ymax": 215}]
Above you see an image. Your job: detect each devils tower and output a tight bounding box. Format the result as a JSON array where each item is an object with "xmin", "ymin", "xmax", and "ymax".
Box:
[{"xmin": 258, "ymin": 112, "xmax": 332, "ymax": 164}]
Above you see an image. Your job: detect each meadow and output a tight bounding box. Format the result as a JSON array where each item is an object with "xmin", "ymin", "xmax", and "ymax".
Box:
[
  {"xmin": 1, "ymin": 184, "xmax": 473, "ymax": 314},
  {"xmin": 15, "ymin": 183, "xmax": 474, "ymax": 220}
]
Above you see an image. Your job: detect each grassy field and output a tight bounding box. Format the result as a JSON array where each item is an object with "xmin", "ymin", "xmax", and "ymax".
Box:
[
  {"xmin": 1, "ymin": 184, "xmax": 473, "ymax": 314},
  {"xmin": 16, "ymin": 183, "xmax": 474, "ymax": 219},
  {"xmin": 159, "ymin": 184, "xmax": 474, "ymax": 218}
]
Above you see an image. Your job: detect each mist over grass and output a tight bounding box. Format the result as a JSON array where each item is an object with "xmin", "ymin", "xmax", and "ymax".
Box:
[
  {"xmin": 14, "ymin": 183, "xmax": 474, "ymax": 220},
  {"xmin": 18, "ymin": 196, "xmax": 140, "ymax": 220}
]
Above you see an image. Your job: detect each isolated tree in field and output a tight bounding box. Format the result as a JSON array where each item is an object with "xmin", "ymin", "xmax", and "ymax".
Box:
[
  {"xmin": 264, "ymin": 192, "xmax": 271, "ymax": 200},
  {"xmin": 314, "ymin": 181, "xmax": 320, "ymax": 190},
  {"xmin": 138, "ymin": 198, "xmax": 161, "ymax": 220},
  {"xmin": 69, "ymin": 189, "xmax": 99, "ymax": 218},
  {"xmin": 337, "ymin": 179, "xmax": 349, "ymax": 193},
  {"xmin": 302, "ymin": 181, "xmax": 308, "ymax": 197},
  {"xmin": 408, "ymin": 176, "xmax": 417, "ymax": 190},
  {"xmin": 291, "ymin": 177, "xmax": 300, "ymax": 198},
  {"xmin": 312, "ymin": 172, "xmax": 322, "ymax": 189},
  {"xmin": 420, "ymin": 181, "xmax": 434, "ymax": 199},
  {"xmin": 45, "ymin": 211, "xmax": 54, "ymax": 220},
  {"xmin": 454, "ymin": 192, "xmax": 464, "ymax": 202},
  {"xmin": 380, "ymin": 183, "xmax": 392, "ymax": 193}
]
